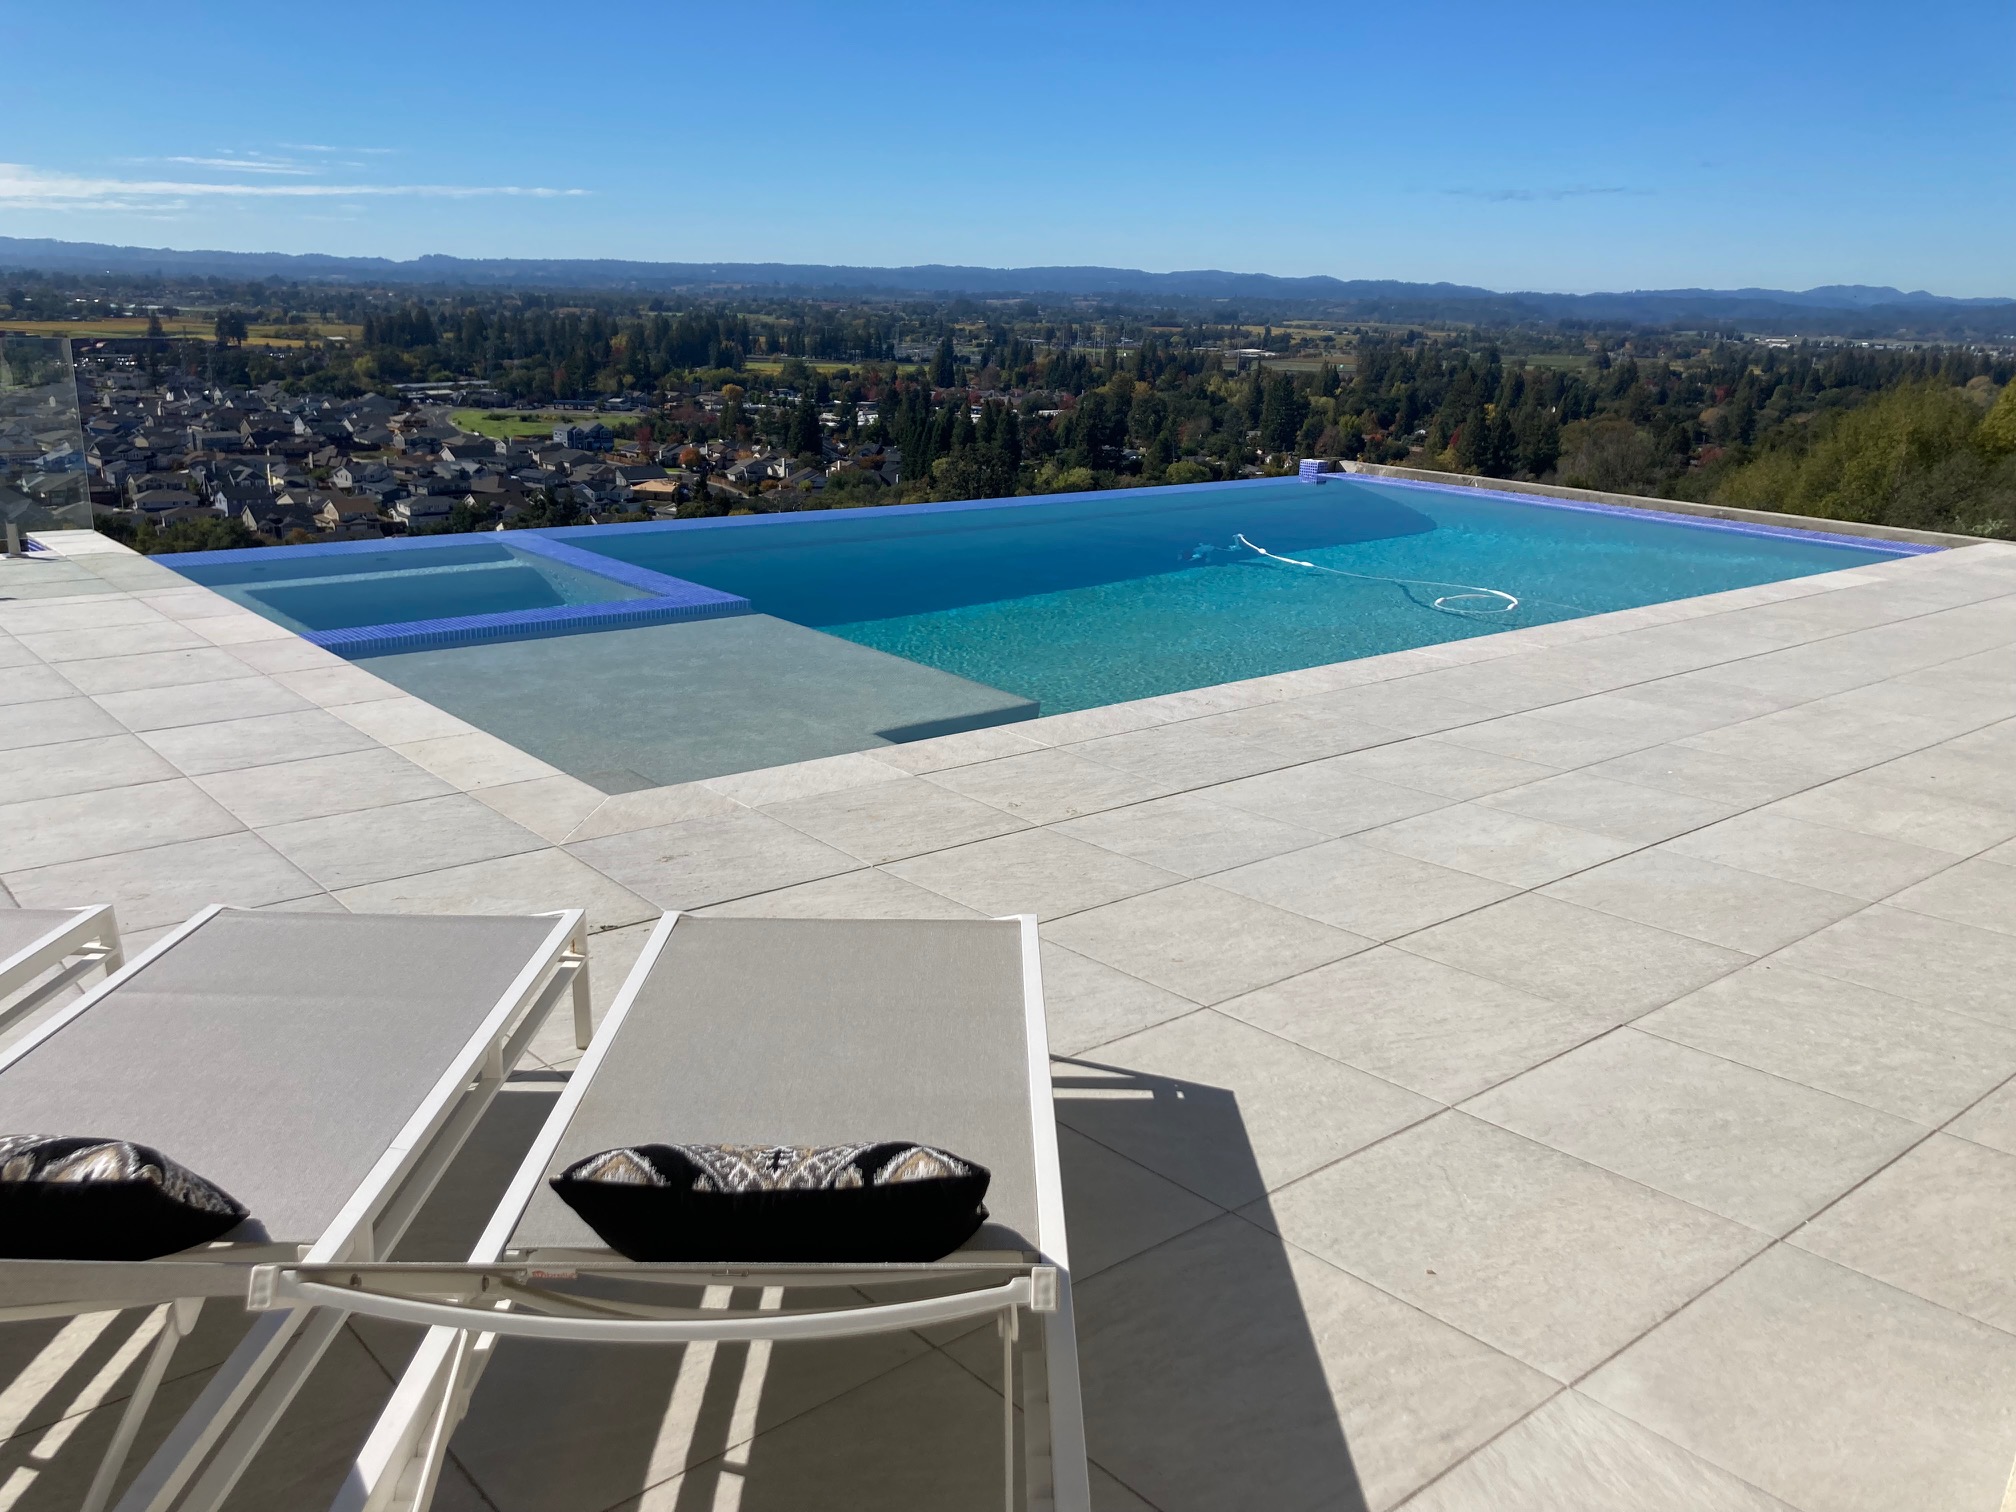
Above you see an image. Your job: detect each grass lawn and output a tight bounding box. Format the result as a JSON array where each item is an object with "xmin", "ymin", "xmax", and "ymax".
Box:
[
  {"xmin": 0, "ymin": 318, "xmax": 361, "ymax": 349},
  {"xmin": 452, "ymin": 408, "xmax": 641, "ymax": 440}
]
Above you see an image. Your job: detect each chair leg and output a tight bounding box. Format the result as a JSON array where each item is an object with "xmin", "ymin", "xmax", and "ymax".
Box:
[
  {"xmin": 1038, "ymin": 1278, "xmax": 1092, "ymax": 1512},
  {"xmin": 80, "ymin": 1298, "xmax": 201, "ymax": 1512},
  {"xmin": 109, "ymin": 1307, "xmax": 306, "ymax": 1512},
  {"xmin": 167, "ymin": 1308, "xmax": 349, "ymax": 1512}
]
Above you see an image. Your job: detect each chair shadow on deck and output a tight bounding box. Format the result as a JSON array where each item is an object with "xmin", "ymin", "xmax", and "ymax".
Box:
[{"xmin": 493, "ymin": 1055, "xmax": 1370, "ymax": 1512}]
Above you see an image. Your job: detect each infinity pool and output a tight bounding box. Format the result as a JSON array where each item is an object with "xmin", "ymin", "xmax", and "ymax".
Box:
[
  {"xmin": 165, "ymin": 476, "xmax": 1926, "ymax": 787},
  {"xmin": 568, "ymin": 475, "xmax": 1920, "ymax": 714}
]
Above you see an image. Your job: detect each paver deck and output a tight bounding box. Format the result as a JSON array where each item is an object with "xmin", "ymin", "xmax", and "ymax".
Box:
[{"xmin": 4, "ymin": 526, "xmax": 2016, "ymax": 1510}]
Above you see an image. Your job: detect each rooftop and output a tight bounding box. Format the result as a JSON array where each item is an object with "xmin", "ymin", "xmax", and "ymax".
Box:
[{"xmin": 4, "ymin": 525, "xmax": 2016, "ymax": 1509}]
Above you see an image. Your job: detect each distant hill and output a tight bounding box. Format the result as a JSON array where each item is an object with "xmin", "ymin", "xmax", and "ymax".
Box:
[{"xmin": 2, "ymin": 236, "xmax": 2010, "ymax": 336}]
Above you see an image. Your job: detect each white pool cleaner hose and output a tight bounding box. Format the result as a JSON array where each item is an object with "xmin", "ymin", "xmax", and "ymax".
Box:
[{"xmin": 1233, "ymin": 535, "xmax": 1521, "ymax": 616}]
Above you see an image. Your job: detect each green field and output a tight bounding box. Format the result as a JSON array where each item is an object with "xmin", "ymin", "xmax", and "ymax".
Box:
[{"xmin": 451, "ymin": 408, "xmax": 602, "ymax": 440}]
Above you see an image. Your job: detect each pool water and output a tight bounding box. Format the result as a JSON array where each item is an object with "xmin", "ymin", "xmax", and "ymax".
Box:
[
  {"xmin": 187, "ymin": 540, "xmax": 650, "ymax": 635},
  {"xmin": 571, "ymin": 476, "xmax": 1912, "ymax": 714}
]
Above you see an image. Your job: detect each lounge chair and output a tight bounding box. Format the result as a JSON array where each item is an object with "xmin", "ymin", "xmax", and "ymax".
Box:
[
  {"xmin": 0, "ymin": 904, "xmax": 123, "ymax": 1033},
  {"xmin": 254, "ymin": 912, "xmax": 1091, "ymax": 1512},
  {"xmin": 0, "ymin": 903, "xmax": 591, "ymax": 1512}
]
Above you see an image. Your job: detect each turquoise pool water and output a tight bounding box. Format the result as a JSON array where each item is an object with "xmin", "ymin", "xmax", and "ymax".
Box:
[
  {"xmin": 571, "ymin": 476, "xmax": 1910, "ymax": 714},
  {"xmin": 184, "ymin": 540, "xmax": 650, "ymax": 634}
]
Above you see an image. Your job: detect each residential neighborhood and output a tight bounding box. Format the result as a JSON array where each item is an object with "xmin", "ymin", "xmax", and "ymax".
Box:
[{"xmin": 63, "ymin": 354, "xmax": 906, "ymax": 547}]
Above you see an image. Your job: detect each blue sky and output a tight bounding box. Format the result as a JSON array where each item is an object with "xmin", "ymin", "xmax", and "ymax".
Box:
[{"xmin": 4, "ymin": 0, "xmax": 2009, "ymax": 295}]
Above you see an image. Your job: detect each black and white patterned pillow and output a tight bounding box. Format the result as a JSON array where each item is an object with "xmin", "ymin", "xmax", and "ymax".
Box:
[
  {"xmin": 550, "ymin": 1142, "xmax": 990, "ymax": 1262},
  {"xmin": 0, "ymin": 1135, "xmax": 249, "ymax": 1260}
]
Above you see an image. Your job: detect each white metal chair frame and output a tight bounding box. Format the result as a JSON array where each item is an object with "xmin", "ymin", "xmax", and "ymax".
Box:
[
  {"xmin": 0, "ymin": 904, "xmax": 123, "ymax": 1035},
  {"xmin": 0, "ymin": 903, "xmax": 593, "ymax": 1512},
  {"xmin": 251, "ymin": 911, "xmax": 1092, "ymax": 1512}
]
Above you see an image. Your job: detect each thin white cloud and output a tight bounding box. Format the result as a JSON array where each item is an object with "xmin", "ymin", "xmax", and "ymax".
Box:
[
  {"xmin": 0, "ymin": 163, "xmax": 587, "ymax": 211},
  {"xmin": 277, "ymin": 143, "xmax": 400, "ymax": 155},
  {"xmin": 159, "ymin": 155, "xmax": 316, "ymax": 175}
]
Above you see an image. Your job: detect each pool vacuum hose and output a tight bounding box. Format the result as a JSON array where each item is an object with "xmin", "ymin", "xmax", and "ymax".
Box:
[{"xmin": 1229, "ymin": 535, "xmax": 1520, "ymax": 616}]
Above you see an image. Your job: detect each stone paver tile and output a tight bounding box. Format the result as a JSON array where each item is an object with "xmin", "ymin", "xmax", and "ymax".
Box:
[
  {"xmin": 0, "ymin": 695, "xmax": 124, "ymax": 752},
  {"xmin": 5, "ymin": 733, "xmax": 180, "ymax": 805},
  {"xmin": 263, "ymin": 793, "xmax": 547, "ymax": 891},
  {"xmin": 1073, "ymin": 1216, "xmax": 1553, "ymax": 1512},
  {"xmin": 1220, "ymin": 947, "xmax": 1621, "ymax": 1103},
  {"xmin": 863, "ymin": 723, "xmax": 1047, "ymax": 774},
  {"xmin": 1887, "ymin": 857, "xmax": 2016, "ymax": 937},
  {"xmin": 1054, "ymin": 1126, "xmax": 1222, "ymax": 1279},
  {"xmin": 393, "ymin": 730, "xmax": 560, "ymax": 792},
  {"xmin": 132, "ymin": 584, "xmax": 238, "ymax": 619},
  {"xmin": 1404, "ymin": 1390, "xmax": 1796, "ymax": 1512},
  {"xmin": 142, "ymin": 708, "xmax": 378, "ymax": 777},
  {"xmin": 334, "ymin": 846, "xmax": 655, "ymax": 930},
  {"xmin": 923, "ymin": 746, "xmax": 1176, "ymax": 825},
  {"xmin": 226, "ymin": 636, "xmax": 349, "ymax": 676},
  {"xmin": 885, "ymin": 827, "xmax": 1179, "ymax": 921},
  {"xmin": 1045, "ymin": 881, "xmax": 1373, "ymax": 1006},
  {"xmin": 1771, "ymin": 905, "xmax": 2016, "ymax": 1029},
  {"xmin": 1542, "ymin": 850, "xmax": 1861, "ymax": 956},
  {"xmin": 1438, "ymin": 705, "xmax": 1675, "ymax": 769},
  {"xmin": 1660, "ymin": 810, "xmax": 1954, "ymax": 903},
  {"xmin": 563, "ymin": 782, "xmax": 743, "ymax": 842},
  {"xmin": 1260, "ymin": 1111, "xmax": 1764, "ymax": 1381},
  {"xmin": 1298, "ymin": 680, "xmax": 1501, "ymax": 737},
  {"xmin": 1181, "ymin": 701, "xmax": 1406, "ymax": 762},
  {"xmin": 446, "ymin": 1318, "xmax": 929, "ymax": 1511},
  {"xmin": 1767, "ymin": 771, "xmax": 2016, "ymax": 857},
  {"xmin": 1950, "ymin": 1081, "xmax": 2016, "ymax": 1157},
  {"xmin": 3, "ymin": 831, "xmax": 321, "ymax": 929},
  {"xmin": 327, "ymin": 693, "xmax": 478, "ymax": 745},
  {"xmin": 0, "ymin": 778, "xmax": 241, "ymax": 871},
  {"xmin": 694, "ymin": 867, "xmax": 984, "ymax": 920},
  {"xmin": 701, "ymin": 750, "xmax": 906, "ymax": 807},
  {"xmin": 1586, "ymin": 743, "xmax": 1834, "ymax": 808},
  {"xmin": 266, "ymin": 663, "xmax": 404, "ymax": 708},
  {"xmin": 1479, "ymin": 770, "xmax": 1738, "ymax": 845},
  {"xmin": 188, "ymin": 611, "xmax": 296, "ymax": 646},
  {"xmin": 1052, "ymin": 792, "xmax": 1324, "ymax": 879},
  {"xmin": 523, "ymin": 918, "xmax": 659, "ymax": 1067},
  {"xmin": 191, "ymin": 746, "xmax": 455, "ymax": 829},
  {"xmin": 760, "ymin": 777, "xmax": 1024, "ymax": 864},
  {"xmin": 1198, "ymin": 762, "xmax": 1449, "ymax": 837},
  {"xmin": 567, "ymin": 809, "xmax": 860, "ymax": 911},
  {"xmin": 1640, "ymin": 961, "xmax": 2016, "ymax": 1125},
  {"xmin": 1677, "ymin": 704, "xmax": 1931, "ymax": 779},
  {"xmin": 16, "ymin": 620, "xmax": 208, "ymax": 663},
  {"xmin": 1021, "ymin": 700, "xmax": 1166, "ymax": 746},
  {"xmin": 1211, "ymin": 838, "xmax": 1513, "ymax": 940},
  {"xmin": 0, "ymin": 662, "xmax": 78, "ymax": 707},
  {"xmin": 1354, "ymin": 804, "xmax": 1633, "ymax": 889},
  {"xmin": 51, "ymin": 646, "xmax": 260, "ymax": 697},
  {"xmin": 1399, "ymin": 894, "xmax": 1750, "ymax": 1016},
  {"xmin": 1873, "ymin": 740, "xmax": 2013, "ymax": 812},
  {"xmin": 1466, "ymin": 1029, "xmax": 1924, "ymax": 1233},
  {"xmin": 598, "ymin": 1349, "xmax": 1004, "ymax": 1512},
  {"xmin": 1793, "ymin": 1133, "xmax": 2016, "ymax": 1333},
  {"xmin": 1072, "ymin": 721, "xmax": 1289, "ymax": 787},
  {"xmin": 1037, "ymin": 942, "xmax": 1197, "ymax": 1056},
  {"xmin": 1582, "ymin": 1247, "xmax": 2016, "ymax": 1512},
  {"xmin": 1321, "ymin": 737, "xmax": 1561, "ymax": 800},
  {"xmin": 1060, "ymin": 1009, "xmax": 1435, "ymax": 1206},
  {"xmin": 0, "ymin": 594, "xmax": 164, "ymax": 633},
  {"xmin": 472, "ymin": 775, "xmax": 609, "ymax": 844},
  {"xmin": 94, "ymin": 675, "xmax": 313, "ymax": 732}
]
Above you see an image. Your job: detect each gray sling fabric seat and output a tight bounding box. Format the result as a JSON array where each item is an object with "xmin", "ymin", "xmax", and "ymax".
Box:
[
  {"xmin": 512, "ymin": 915, "xmax": 1039, "ymax": 1255},
  {"xmin": 0, "ymin": 903, "xmax": 591, "ymax": 1512},
  {"xmin": 0, "ymin": 910, "xmax": 568, "ymax": 1245},
  {"xmin": 287, "ymin": 911, "xmax": 1091, "ymax": 1512}
]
